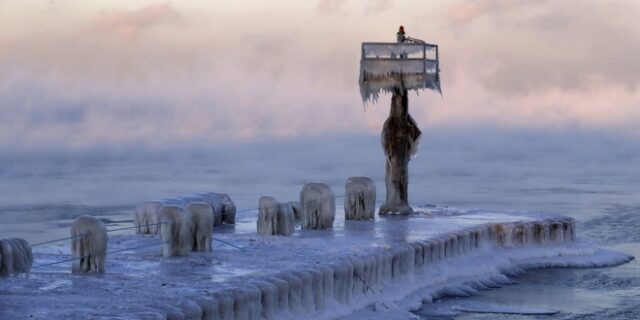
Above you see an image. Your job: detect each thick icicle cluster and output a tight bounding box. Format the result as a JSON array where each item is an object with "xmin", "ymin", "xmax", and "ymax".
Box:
[{"xmin": 359, "ymin": 67, "xmax": 440, "ymax": 103}]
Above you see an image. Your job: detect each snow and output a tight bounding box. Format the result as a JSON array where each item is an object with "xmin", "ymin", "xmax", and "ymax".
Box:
[{"xmin": 0, "ymin": 206, "xmax": 634, "ymax": 319}]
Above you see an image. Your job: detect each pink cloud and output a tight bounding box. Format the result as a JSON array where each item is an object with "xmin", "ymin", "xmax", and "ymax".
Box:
[
  {"xmin": 93, "ymin": 2, "xmax": 181, "ymax": 38},
  {"xmin": 445, "ymin": 0, "xmax": 531, "ymax": 26},
  {"xmin": 316, "ymin": 0, "xmax": 353, "ymax": 15}
]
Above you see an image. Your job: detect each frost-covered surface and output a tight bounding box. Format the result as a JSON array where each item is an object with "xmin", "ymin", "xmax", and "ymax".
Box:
[{"xmin": 0, "ymin": 207, "xmax": 633, "ymax": 319}]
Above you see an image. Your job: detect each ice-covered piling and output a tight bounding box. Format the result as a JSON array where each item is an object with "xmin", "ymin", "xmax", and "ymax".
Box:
[
  {"xmin": 0, "ymin": 238, "xmax": 33, "ymax": 278},
  {"xmin": 288, "ymin": 201, "xmax": 302, "ymax": 223},
  {"xmin": 378, "ymin": 88, "xmax": 421, "ymax": 215},
  {"xmin": 71, "ymin": 215, "xmax": 107, "ymax": 273},
  {"xmin": 186, "ymin": 202, "xmax": 214, "ymax": 252},
  {"xmin": 257, "ymin": 197, "xmax": 296, "ymax": 236},
  {"xmin": 344, "ymin": 177, "xmax": 376, "ymax": 221},
  {"xmin": 134, "ymin": 193, "xmax": 236, "ymax": 235},
  {"xmin": 159, "ymin": 206, "xmax": 192, "ymax": 257},
  {"xmin": 299, "ymin": 182, "xmax": 336, "ymax": 230},
  {"xmin": 198, "ymin": 193, "xmax": 237, "ymax": 225},
  {"xmin": 134, "ymin": 201, "xmax": 163, "ymax": 235}
]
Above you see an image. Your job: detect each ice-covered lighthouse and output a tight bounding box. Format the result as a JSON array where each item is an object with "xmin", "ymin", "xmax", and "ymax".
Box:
[{"xmin": 359, "ymin": 26, "xmax": 441, "ymax": 215}]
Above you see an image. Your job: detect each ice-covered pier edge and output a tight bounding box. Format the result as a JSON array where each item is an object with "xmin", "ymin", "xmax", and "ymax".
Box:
[
  {"xmin": 16, "ymin": 208, "xmax": 634, "ymax": 320},
  {"xmin": 156, "ymin": 210, "xmax": 633, "ymax": 320}
]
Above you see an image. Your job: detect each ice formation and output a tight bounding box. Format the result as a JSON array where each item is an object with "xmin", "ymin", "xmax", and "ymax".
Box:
[
  {"xmin": 362, "ymin": 43, "xmax": 433, "ymax": 58},
  {"xmin": 299, "ymin": 182, "xmax": 336, "ymax": 230},
  {"xmin": 154, "ymin": 216, "xmax": 619, "ymax": 320},
  {"xmin": 344, "ymin": 177, "xmax": 376, "ymax": 220},
  {"xmin": 158, "ymin": 206, "xmax": 192, "ymax": 257},
  {"xmin": 289, "ymin": 201, "xmax": 302, "ymax": 223},
  {"xmin": 257, "ymin": 196, "xmax": 296, "ymax": 236},
  {"xmin": 359, "ymin": 42, "xmax": 440, "ymax": 103},
  {"xmin": 134, "ymin": 201, "xmax": 163, "ymax": 234},
  {"xmin": 186, "ymin": 202, "xmax": 214, "ymax": 252},
  {"xmin": 379, "ymin": 89, "xmax": 421, "ymax": 215},
  {"xmin": 0, "ymin": 238, "xmax": 32, "ymax": 277},
  {"xmin": 197, "ymin": 192, "xmax": 237, "ymax": 225},
  {"xmin": 258, "ymin": 196, "xmax": 278, "ymax": 236},
  {"xmin": 71, "ymin": 215, "xmax": 107, "ymax": 273},
  {"xmin": 134, "ymin": 193, "xmax": 237, "ymax": 235}
]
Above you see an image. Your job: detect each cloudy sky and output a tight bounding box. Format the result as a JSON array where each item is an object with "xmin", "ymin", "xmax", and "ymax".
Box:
[{"xmin": 1, "ymin": 0, "xmax": 639, "ymax": 150}]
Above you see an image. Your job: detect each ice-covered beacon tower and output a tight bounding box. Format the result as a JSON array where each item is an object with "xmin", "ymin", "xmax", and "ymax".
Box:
[{"xmin": 359, "ymin": 26, "xmax": 441, "ymax": 215}]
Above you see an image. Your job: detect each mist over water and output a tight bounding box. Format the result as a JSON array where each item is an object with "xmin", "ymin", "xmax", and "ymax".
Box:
[{"xmin": 1, "ymin": 126, "xmax": 638, "ymax": 318}]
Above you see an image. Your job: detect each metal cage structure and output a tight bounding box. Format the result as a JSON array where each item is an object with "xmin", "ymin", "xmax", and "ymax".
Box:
[{"xmin": 359, "ymin": 41, "xmax": 440, "ymax": 102}]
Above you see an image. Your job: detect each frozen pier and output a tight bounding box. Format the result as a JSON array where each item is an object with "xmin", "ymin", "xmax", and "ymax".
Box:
[{"xmin": 0, "ymin": 207, "xmax": 633, "ymax": 319}]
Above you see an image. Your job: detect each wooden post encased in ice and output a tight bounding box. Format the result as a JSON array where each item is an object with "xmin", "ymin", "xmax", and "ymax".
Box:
[{"xmin": 358, "ymin": 26, "xmax": 441, "ymax": 215}]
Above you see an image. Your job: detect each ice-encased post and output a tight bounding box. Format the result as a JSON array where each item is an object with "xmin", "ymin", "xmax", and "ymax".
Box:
[
  {"xmin": 379, "ymin": 88, "xmax": 421, "ymax": 215},
  {"xmin": 358, "ymin": 26, "xmax": 439, "ymax": 215}
]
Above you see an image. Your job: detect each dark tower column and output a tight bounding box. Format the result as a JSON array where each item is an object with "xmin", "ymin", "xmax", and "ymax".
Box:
[{"xmin": 379, "ymin": 87, "xmax": 421, "ymax": 215}]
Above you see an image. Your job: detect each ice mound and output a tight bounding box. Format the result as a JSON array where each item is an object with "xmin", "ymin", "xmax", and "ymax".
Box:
[{"xmin": 3, "ymin": 207, "xmax": 633, "ymax": 319}]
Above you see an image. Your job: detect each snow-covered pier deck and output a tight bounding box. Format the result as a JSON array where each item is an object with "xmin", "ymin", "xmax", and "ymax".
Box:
[{"xmin": 0, "ymin": 207, "xmax": 633, "ymax": 319}]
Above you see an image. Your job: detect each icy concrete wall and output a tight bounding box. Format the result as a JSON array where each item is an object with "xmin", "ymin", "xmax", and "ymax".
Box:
[{"xmin": 164, "ymin": 217, "xmax": 580, "ymax": 320}]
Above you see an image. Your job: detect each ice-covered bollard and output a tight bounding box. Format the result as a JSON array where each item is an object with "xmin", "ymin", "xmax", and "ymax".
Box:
[
  {"xmin": 0, "ymin": 238, "xmax": 33, "ymax": 278},
  {"xmin": 199, "ymin": 193, "xmax": 236, "ymax": 226},
  {"xmin": 257, "ymin": 196, "xmax": 295, "ymax": 236},
  {"xmin": 258, "ymin": 197, "xmax": 277, "ymax": 236},
  {"xmin": 71, "ymin": 215, "xmax": 108, "ymax": 273},
  {"xmin": 159, "ymin": 206, "xmax": 192, "ymax": 257},
  {"xmin": 300, "ymin": 182, "xmax": 336, "ymax": 230},
  {"xmin": 277, "ymin": 203, "xmax": 296, "ymax": 236},
  {"xmin": 289, "ymin": 201, "xmax": 302, "ymax": 223},
  {"xmin": 344, "ymin": 177, "xmax": 376, "ymax": 221},
  {"xmin": 134, "ymin": 201, "xmax": 163, "ymax": 235},
  {"xmin": 186, "ymin": 202, "xmax": 214, "ymax": 252},
  {"xmin": 218, "ymin": 193, "xmax": 237, "ymax": 224}
]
